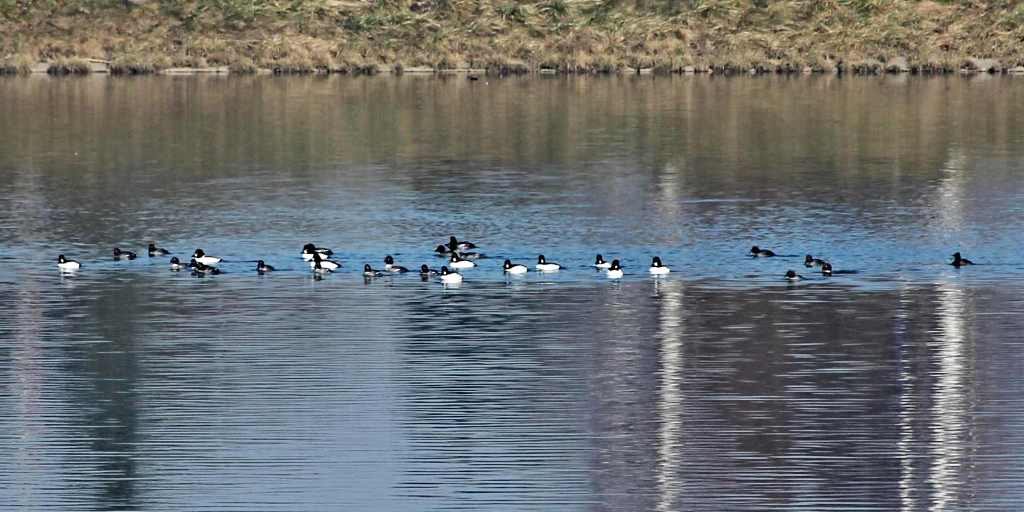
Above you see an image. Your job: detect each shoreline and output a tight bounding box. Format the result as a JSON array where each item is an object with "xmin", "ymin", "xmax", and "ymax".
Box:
[{"xmin": 7, "ymin": 59, "xmax": 1024, "ymax": 78}]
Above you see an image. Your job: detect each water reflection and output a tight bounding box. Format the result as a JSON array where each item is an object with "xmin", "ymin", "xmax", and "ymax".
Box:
[
  {"xmin": 654, "ymin": 280, "xmax": 685, "ymax": 512},
  {"xmin": 1, "ymin": 75, "xmax": 1024, "ymax": 510},
  {"xmin": 928, "ymin": 281, "xmax": 974, "ymax": 510}
]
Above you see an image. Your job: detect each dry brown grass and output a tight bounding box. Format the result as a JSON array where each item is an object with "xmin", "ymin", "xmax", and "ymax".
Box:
[{"xmin": 2, "ymin": 0, "xmax": 1023, "ymax": 75}]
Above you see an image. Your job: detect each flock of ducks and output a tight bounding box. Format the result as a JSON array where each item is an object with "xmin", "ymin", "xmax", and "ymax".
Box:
[{"xmin": 55, "ymin": 237, "xmax": 977, "ymax": 284}]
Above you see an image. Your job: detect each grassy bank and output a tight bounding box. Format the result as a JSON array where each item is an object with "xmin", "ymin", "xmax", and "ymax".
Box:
[{"xmin": 1, "ymin": 0, "xmax": 1023, "ymax": 75}]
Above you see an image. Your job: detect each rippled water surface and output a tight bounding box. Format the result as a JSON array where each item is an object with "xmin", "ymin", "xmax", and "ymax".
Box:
[{"xmin": 2, "ymin": 75, "xmax": 1024, "ymax": 511}]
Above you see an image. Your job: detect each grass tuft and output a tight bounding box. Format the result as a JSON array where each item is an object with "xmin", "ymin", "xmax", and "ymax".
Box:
[
  {"xmin": 110, "ymin": 54, "xmax": 171, "ymax": 75},
  {"xmin": 1, "ymin": 54, "xmax": 33, "ymax": 74},
  {"xmin": 47, "ymin": 57, "xmax": 92, "ymax": 75}
]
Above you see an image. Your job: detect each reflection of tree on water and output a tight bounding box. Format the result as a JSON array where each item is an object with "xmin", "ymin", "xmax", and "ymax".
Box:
[
  {"xmin": 8, "ymin": 285, "xmax": 48, "ymax": 509},
  {"xmin": 654, "ymin": 280, "xmax": 685, "ymax": 512},
  {"xmin": 394, "ymin": 279, "xmax": 1000, "ymax": 509},
  {"xmin": 930, "ymin": 282, "xmax": 976, "ymax": 509},
  {"xmin": 4, "ymin": 277, "xmax": 145, "ymax": 510},
  {"xmin": 67, "ymin": 281, "xmax": 145, "ymax": 510},
  {"xmin": 898, "ymin": 280, "xmax": 978, "ymax": 510}
]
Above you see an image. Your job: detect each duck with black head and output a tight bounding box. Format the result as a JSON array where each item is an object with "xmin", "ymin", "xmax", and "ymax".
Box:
[
  {"xmin": 535, "ymin": 255, "xmax": 561, "ymax": 272},
  {"xmin": 113, "ymin": 247, "xmax": 137, "ymax": 260},
  {"xmin": 148, "ymin": 243, "xmax": 170, "ymax": 256},
  {"xmin": 950, "ymin": 252, "xmax": 974, "ymax": 268},
  {"xmin": 649, "ymin": 256, "xmax": 670, "ymax": 275}
]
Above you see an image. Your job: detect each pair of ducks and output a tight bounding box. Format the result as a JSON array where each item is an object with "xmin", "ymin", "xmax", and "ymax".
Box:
[
  {"xmin": 168, "ymin": 257, "xmax": 222, "ymax": 275},
  {"xmin": 434, "ymin": 236, "xmax": 477, "ymax": 256},
  {"xmin": 111, "ymin": 243, "xmax": 172, "ymax": 261},
  {"xmin": 166, "ymin": 249, "xmax": 226, "ymax": 274}
]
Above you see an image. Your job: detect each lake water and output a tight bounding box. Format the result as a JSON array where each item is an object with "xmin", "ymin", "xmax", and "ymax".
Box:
[{"xmin": 1, "ymin": 74, "xmax": 1023, "ymax": 511}]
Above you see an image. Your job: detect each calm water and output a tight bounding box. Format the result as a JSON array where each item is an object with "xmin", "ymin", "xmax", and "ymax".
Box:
[{"xmin": 1, "ymin": 74, "xmax": 1024, "ymax": 511}]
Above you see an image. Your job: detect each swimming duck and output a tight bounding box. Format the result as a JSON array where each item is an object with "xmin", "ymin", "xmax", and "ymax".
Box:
[
  {"xmin": 311, "ymin": 258, "xmax": 333, "ymax": 274},
  {"xmin": 192, "ymin": 249, "xmax": 221, "ymax": 265},
  {"xmin": 189, "ymin": 258, "xmax": 221, "ymax": 275},
  {"xmin": 804, "ymin": 254, "xmax": 827, "ymax": 268},
  {"xmin": 821, "ymin": 262, "xmax": 832, "ymax": 276},
  {"xmin": 419, "ymin": 264, "xmax": 440, "ymax": 280},
  {"xmin": 447, "ymin": 236, "xmax": 477, "ymax": 252},
  {"xmin": 449, "ymin": 252, "xmax": 477, "ymax": 269},
  {"xmin": 363, "ymin": 264, "xmax": 384, "ymax": 277},
  {"xmin": 440, "ymin": 266, "xmax": 463, "ymax": 284},
  {"xmin": 503, "ymin": 259, "xmax": 528, "ymax": 274},
  {"xmin": 148, "ymin": 243, "xmax": 170, "ymax": 256},
  {"xmin": 535, "ymin": 255, "xmax": 561, "ymax": 272},
  {"xmin": 57, "ymin": 254, "xmax": 81, "ymax": 272},
  {"xmin": 169, "ymin": 257, "xmax": 184, "ymax": 271},
  {"xmin": 594, "ymin": 254, "xmax": 612, "ymax": 269},
  {"xmin": 951, "ymin": 252, "xmax": 974, "ymax": 268},
  {"xmin": 257, "ymin": 260, "xmax": 275, "ymax": 273},
  {"xmin": 785, "ymin": 270, "xmax": 803, "ymax": 281},
  {"xmin": 309, "ymin": 252, "xmax": 341, "ymax": 271},
  {"xmin": 301, "ymin": 243, "xmax": 334, "ymax": 261},
  {"xmin": 649, "ymin": 256, "xmax": 670, "ymax": 275},
  {"xmin": 384, "ymin": 255, "xmax": 409, "ymax": 273},
  {"xmin": 751, "ymin": 246, "xmax": 776, "ymax": 257},
  {"xmin": 606, "ymin": 259, "xmax": 624, "ymax": 279},
  {"xmin": 113, "ymin": 247, "xmax": 137, "ymax": 260}
]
